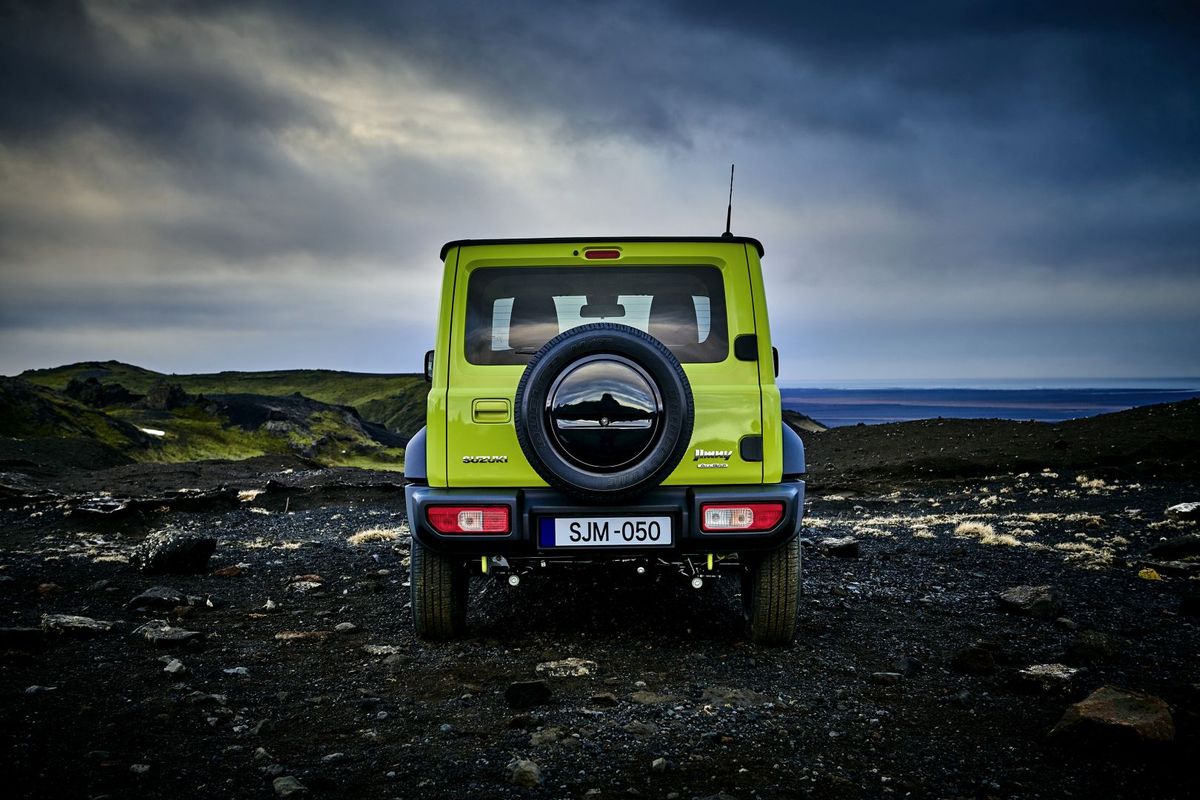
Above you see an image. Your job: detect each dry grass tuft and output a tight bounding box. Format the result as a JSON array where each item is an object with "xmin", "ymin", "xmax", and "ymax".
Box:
[
  {"xmin": 954, "ymin": 521, "xmax": 995, "ymax": 539},
  {"xmin": 347, "ymin": 528, "xmax": 403, "ymax": 546},
  {"xmin": 954, "ymin": 521, "xmax": 1021, "ymax": 546}
]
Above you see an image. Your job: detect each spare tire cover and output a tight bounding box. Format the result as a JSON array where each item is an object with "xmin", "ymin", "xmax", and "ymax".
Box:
[{"xmin": 514, "ymin": 323, "xmax": 694, "ymax": 503}]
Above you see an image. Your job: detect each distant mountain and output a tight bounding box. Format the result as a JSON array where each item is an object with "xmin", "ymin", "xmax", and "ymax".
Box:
[
  {"xmin": 20, "ymin": 361, "xmax": 429, "ymax": 438},
  {"xmin": 3, "ymin": 364, "xmax": 424, "ymax": 471}
]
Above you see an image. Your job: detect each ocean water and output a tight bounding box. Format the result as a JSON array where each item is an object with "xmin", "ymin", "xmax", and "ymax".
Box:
[{"xmin": 779, "ymin": 385, "xmax": 1200, "ymax": 427}]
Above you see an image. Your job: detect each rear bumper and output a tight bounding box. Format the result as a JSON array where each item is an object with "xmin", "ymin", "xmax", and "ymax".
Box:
[{"xmin": 405, "ymin": 481, "xmax": 804, "ymax": 557}]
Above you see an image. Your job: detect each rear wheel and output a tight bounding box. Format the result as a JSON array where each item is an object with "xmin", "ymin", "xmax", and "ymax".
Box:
[
  {"xmin": 410, "ymin": 540, "xmax": 467, "ymax": 640},
  {"xmin": 742, "ymin": 537, "xmax": 801, "ymax": 645}
]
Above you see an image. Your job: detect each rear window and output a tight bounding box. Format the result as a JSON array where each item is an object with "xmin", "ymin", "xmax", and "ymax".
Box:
[{"xmin": 464, "ymin": 266, "xmax": 728, "ymax": 365}]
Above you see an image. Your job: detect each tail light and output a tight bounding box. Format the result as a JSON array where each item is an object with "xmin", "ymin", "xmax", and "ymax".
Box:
[
  {"xmin": 700, "ymin": 502, "xmax": 784, "ymax": 532},
  {"xmin": 427, "ymin": 505, "xmax": 510, "ymax": 535}
]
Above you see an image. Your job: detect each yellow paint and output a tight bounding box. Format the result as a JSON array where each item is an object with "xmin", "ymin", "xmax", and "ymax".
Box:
[{"xmin": 430, "ymin": 239, "xmax": 781, "ymax": 488}]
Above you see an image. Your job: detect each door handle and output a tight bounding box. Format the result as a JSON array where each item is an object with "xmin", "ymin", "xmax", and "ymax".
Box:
[{"xmin": 472, "ymin": 399, "xmax": 511, "ymax": 424}]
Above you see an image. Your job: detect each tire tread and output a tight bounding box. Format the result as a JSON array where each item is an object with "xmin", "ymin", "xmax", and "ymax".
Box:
[
  {"xmin": 745, "ymin": 537, "xmax": 801, "ymax": 645},
  {"xmin": 411, "ymin": 540, "xmax": 466, "ymax": 640}
]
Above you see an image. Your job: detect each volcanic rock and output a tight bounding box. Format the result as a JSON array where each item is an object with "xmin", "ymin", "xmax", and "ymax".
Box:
[
  {"xmin": 951, "ymin": 644, "xmax": 995, "ymax": 674},
  {"xmin": 506, "ymin": 757, "xmax": 542, "ymax": 787},
  {"xmin": 529, "ymin": 727, "xmax": 561, "ymax": 745},
  {"xmin": 276, "ymin": 630, "xmax": 331, "ymax": 642},
  {"xmin": 1049, "ymin": 686, "xmax": 1174, "ymax": 744},
  {"xmin": 629, "ymin": 690, "xmax": 673, "ymax": 705},
  {"xmin": 127, "ymin": 586, "xmax": 186, "ymax": 611},
  {"xmin": 535, "ymin": 657, "xmax": 598, "ymax": 677},
  {"xmin": 700, "ymin": 686, "xmax": 772, "ymax": 707},
  {"xmin": 1165, "ymin": 502, "xmax": 1200, "ymax": 520},
  {"xmin": 869, "ymin": 672, "xmax": 903, "ymax": 686},
  {"xmin": 130, "ymin": 531, "xmax": 216, "ymax": 574},
  {"xmin": 162, "ymin": 657, "xmax": 187, "ymax": 675},
  {"xmin": 1064, "ymin": 630, "xmax": 1119, "ymax": 665},
  {"xmin": 138, "ymin": 619, "xmax": 203, "ymax": 647},
  {"xmin": 1149, "ymin": 533, "xmax": 1200, "ymax": 560},
  {"xmin": 820, "ymin": 536, "xmax": 860, "ymax": 558},
  {"xmin": 41, "ymin": 614, "xmax": 113, "ymax": 637},
  {"xmin": 624, "ymin": 721, "xmax": 658, "ymax": 737},
  {"xmin": 273, "ymin": 775, "xmax": 308, "ymax": 797},
  {"xmin": 997, "ymin": 585, "xmax": 1061, "ymax": 618},
  {"xmin": 1013, "ymin": 663, "xmax": 1081, "ymax": 692},
  {"xmin": 506, "ymin": 680, "xmax": 552, "ymax": 709}
]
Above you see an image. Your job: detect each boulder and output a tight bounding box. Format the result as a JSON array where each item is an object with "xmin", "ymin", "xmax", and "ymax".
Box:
[
  {"xmin": 131, "ymin": 531, "xmax": 216, "ymax": 575},
  {"xmin": 997, "ymin": 585, "xmax": 1061, "ymax": 618},
  {"xmin": 1181, "ymin": 591, "xmax": 1200, "ymax": 618},
  {"xmin": 1165, "ymin": 502, "xmax": 1199, "ymax": 520},
  {"xmin": 41, "ymin": 614, "xmax": 113, "ymax": 637},
  {"xmin": 1149, "ymin": 533, "xmax": 1200, "ymax": 560},
  {"xmin": 1049, "ymin": 686, "xmax": 1174, "ymax": 744},
  {"xmin": 535, "ymin": 657, "xmax": 597, "ymax": 678},
  {"xmin": 819, "ymin": 537, "xmax": 860, "ymax": 558}
]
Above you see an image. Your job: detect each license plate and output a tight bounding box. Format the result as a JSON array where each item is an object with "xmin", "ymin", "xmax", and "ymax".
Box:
[{"xmin": 538, "ymin": 516, "xmax": 673, "ymax": 548}]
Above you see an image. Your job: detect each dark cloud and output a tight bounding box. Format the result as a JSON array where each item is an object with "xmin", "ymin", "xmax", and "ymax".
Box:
[
  {"xmin": 0, "ymin": 0, "xmax": 1197, "ymax": 379},
  {"xmin": 0, "ymin": 0, "xmax": 319, "ymax": 148}
]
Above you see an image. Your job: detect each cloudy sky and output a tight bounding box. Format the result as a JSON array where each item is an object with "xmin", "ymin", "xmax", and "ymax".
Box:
[{"xmin": 1, "ymin": 0, "xmax": 1197, "ymax": 384}]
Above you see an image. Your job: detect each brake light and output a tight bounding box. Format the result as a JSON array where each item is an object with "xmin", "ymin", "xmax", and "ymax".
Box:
[
  {"xmin": 583, "ymin": 248, "xmax": 621, "ymax": 259},
  {"xmin": 700, "ymin": 502, "xmax": 784, "ymax": 532},
  {"xmin": 427, "ymin": 505, "xmax": 510, "ymax": 534}
]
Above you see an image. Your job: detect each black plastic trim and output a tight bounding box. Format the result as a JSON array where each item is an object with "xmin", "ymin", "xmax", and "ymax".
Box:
[
  {"xmin": 782, "ymin": 424, "xmax": 806, "ymax": 477},
  {"xmin": 440, "ymin": 235, "xmax": 765, "ymax": 261},
  {"xmin": 403, "ymin": 426, "xmax": 428, "ymax": 482},
  {"xmin": 406, "ymin": 481, "xmax": 804, "ymax": 557},
  {"xmin": 734, "ymin": 334, "xmax": 758, "ymax": 361},
  {"xmin": 739, "ymin": 435, "xmax": 763, "ymax": 462}
]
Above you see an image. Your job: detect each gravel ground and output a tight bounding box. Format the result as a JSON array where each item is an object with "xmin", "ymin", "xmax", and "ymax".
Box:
[{"xmin": 1, "ymin": 460, "xmax": 1197, "ymax": 799}]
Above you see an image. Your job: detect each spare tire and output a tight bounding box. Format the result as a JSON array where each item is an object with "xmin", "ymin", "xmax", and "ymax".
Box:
[{"xmin": 514, "ymin": 323, "xmax": 694, "ymax": 503}]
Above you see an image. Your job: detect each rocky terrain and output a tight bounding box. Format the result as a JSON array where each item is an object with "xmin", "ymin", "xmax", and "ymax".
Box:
[{"xmin": 1, "ymin": 402, "xmax": 1198, "ymax": 799}]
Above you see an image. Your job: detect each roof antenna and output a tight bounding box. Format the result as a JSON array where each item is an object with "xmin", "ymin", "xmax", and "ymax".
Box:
[{"xmin": 722, "ymin": 163, "xmax": 735, "ymax": 238}]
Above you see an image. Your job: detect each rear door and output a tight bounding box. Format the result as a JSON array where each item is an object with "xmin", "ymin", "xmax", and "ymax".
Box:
[{"xmin": 444, "ymin": 241, "xmax": 763, "ymax": 488}]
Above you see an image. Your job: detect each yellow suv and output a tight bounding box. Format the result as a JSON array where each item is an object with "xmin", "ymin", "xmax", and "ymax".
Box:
[{"xmin": 404, "ymin": 237, "xmax": 806, "ymax": 644}]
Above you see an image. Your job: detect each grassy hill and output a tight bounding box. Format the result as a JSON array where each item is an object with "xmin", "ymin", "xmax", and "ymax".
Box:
[
  {"xmin": 21, "ymin": 361, "xmax": 429, "ymax": 437},
  {"xmin": 6, "ymin": 361, "xmax": 431, "ymax": 472},
  {"xmin": 0, "ymin": 377, "xmax": 152, "ymax": 454}
]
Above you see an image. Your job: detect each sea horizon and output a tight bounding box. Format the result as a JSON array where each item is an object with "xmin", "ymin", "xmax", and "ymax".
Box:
[{"xmin": 779, "ymin": 383, "xmax": 1200, "ymax": 427}]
